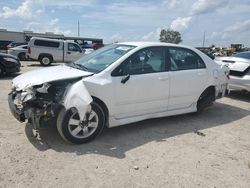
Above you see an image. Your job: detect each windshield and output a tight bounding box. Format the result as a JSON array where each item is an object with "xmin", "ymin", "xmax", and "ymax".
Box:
[
  {"xmin": 73, "ymin": 44, "xmax": 136, "ymax": 73},
  {"xmin": 232, "ymin": 52, "xmax": 250, "ymax": 60}
]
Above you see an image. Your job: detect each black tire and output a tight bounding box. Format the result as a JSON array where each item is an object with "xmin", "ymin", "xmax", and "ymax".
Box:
[
  {"xmin": 57, "ymin": 102, "xmax": 105, "ymax": 144},
  {"xmin": 39, "ymin": 55, "xmax": 52, "ymax": 66},
  {"xmin": 18, "ymin": 52, "xmax": 26, "ymax": 61},
  {"xmin": 0, "ymin": 64, "xmax": 4, "ymax": 77},
  {"xmin": 197, "ymin": 90, "xmax": 215, "ymax": 112}
]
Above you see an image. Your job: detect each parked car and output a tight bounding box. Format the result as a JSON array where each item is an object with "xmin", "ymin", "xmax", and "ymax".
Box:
[
  {"xmin": 0, "ymin": 40, "xmax": 13, "ymax": 51},
  {"xmin": 82, "ymin": 48, "xmax": 94, "ymax": 54},
  {"xmin": 215, "ymin": 51, "xmax": 250, "ymax": 92},
  {"xmin": 8, "ymin": 42, "xmax": 229, "ymax": 144},
  {"xmin": 8, "ymin": 45, "xmax": 28, "ymax": 61},
  {"xmin": 0, "ymin": 53, "xmax": 21, "ymax": 77},
  {"xmin": 7, "ymin": 42, "xmax": 28, "ymax": 49},
  {"xmin": 92, "ymin": 43, "xmax": 104, "ymax": 50},
  {"xmin": 27, "ymin": 37, "xmax": 84, "ymax": 66}
]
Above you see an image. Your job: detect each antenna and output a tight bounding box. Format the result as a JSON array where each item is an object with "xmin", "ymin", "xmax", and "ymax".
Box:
[
  {"xmin": 78, "ymin": 21, "xmax": 80, "ymax": 37},
  {"xmin": 202, "ymin": 31, "xmax": 206, "ymax": 47}
]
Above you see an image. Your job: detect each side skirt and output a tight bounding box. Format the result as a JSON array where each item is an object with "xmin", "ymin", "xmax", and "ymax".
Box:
[{"xmin": 108, "ymin": 103, "xmax": 197, "ymax": 128}]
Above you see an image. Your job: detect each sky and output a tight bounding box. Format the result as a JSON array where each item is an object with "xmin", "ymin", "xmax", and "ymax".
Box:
[{"xmin": 0, "ymin": 0, "xmax": 250, "ymax": 47}]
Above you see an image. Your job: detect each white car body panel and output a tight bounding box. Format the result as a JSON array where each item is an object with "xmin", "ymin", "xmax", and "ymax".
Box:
[
  {"xmin": 12, "ymin": 65, "xmax": 93, "ymax": 91},
  {"xmin": 8, "ymin": 45, "xmax": 27, "ymax": 57},
  {"xmin": 215, "ymin": 56, "xmax": 250, "ymax": 92},
  {"xmin": 63, "ymin": 80, "xmax": 93, "ymax": 121},
  {"xmin": 168, "ymin": 69, "xmax": 208, "ymax": 110},
  {"xmin": 11, "ymin": 42, "xmax": 229, "ymax": 128}
]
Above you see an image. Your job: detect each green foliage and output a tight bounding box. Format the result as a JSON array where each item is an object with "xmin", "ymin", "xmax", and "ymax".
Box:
[{"xmin": 159, "ymin": 29, "xmax": 182, "ymax": 44}]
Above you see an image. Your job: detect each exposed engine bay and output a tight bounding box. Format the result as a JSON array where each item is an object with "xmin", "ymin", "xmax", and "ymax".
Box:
[{"xmin": 9, "ymin": 78, "xmax": 92, "ymax": 129}]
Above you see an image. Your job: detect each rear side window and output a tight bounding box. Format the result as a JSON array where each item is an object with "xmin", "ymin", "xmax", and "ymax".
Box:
[
  {"xmin": 168, "ymin": 47, "xmax": 206, "ymax": 71},
  {"xmin": 34, "ymin": 40, "xmax": 60, "ymax": 48}
]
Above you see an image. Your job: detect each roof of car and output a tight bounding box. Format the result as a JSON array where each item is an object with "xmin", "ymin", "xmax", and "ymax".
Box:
[{"xmin": 118, "ymin": 41, "xmax": 193, "ymax": 49}]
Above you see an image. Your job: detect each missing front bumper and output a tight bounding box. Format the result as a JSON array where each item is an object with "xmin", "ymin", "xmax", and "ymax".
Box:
[{"xmin": 8, "ymin": 92, "xmax": 25, "ymax": 122}]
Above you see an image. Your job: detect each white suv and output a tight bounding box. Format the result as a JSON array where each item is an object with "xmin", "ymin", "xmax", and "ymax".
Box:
[
  {"xmin": 27, "ymin": 37, "xmax": 84, "ymax": 66},
  {"xmin": 9, "ymin": 42, "xmax": 229, "ymax": 144}
]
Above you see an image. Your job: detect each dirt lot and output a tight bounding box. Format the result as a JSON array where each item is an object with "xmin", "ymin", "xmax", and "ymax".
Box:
[{"xmin": 0, "ymin": 61, "xmax": 250, "ymax": 188}]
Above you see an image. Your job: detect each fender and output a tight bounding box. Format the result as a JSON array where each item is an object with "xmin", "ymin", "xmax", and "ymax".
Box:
[{"xmin": 62, "ymin": 79, "xmax": 93, "ymax": 121}]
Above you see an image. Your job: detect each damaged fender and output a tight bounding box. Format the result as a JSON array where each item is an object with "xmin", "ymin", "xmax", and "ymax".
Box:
[{"xmin": 62, "ymin": 79, "xmax": 93, "ymax": 121}]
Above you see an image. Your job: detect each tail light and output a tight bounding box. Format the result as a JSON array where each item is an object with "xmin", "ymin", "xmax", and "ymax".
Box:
[{"xmin": 28, "ymin": 47, "xmax": 31, "ymax": 54}]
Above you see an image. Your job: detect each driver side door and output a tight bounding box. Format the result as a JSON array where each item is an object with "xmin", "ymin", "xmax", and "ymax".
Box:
[
  {"xmin": 111, "ymin": 46, "xmax": 170, "ymax": 119},
  {"xmin": 65, "ymin": 43, "xmax": 83, "ymax": 62}
]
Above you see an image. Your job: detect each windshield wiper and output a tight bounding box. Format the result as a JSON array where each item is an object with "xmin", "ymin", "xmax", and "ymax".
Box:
[{"xmin": 72, "ymin": 63, "xmax": 89, "ymax": 71}]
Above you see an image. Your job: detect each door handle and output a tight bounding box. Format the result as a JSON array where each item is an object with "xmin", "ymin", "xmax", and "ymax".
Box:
[
  {"xmin": 158, "ymin": 76, "xmax": 169, "ymax": 81},
  {"xmin": 67, "ymin": 52, "xmax": 71, "ymax": 54}
]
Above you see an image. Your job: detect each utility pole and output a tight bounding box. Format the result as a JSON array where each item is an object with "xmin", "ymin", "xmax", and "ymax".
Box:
[
  {"xmin": 202, "ymin": 31, "xmax": 206, "ymax": 47},
  {"xmin": 78, "ymin": 21, "xmax": 80, "ymax": 37}
]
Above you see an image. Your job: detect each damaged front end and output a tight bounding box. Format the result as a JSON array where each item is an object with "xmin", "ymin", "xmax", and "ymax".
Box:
[{"xmin": 8, "ymin": 78, "xmax": 92, "ymax": 130}]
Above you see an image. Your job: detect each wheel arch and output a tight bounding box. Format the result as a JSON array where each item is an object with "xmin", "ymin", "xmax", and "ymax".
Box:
[
  {"xmin": 196, "ymin": 85, "xmax": 216, "ymax": 112},
  {"xmin": 38, "ymin": 53, "xmax": 53, "ymax": 61},
  {"xmin": 91, "ymin": 96, "xmax": 109, "ymax": 127},
  {"xmin": 199, "ymin": 85, "xmax": 216, "ymax": 99}
]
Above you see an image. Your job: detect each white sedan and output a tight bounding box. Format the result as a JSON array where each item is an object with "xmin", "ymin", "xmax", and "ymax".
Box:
[
  {"xmin": 7, "ymin": 45, "xmax": 28, "ymax": 61},
  {"xmin": 8, "ymin": 42, "xmax": 229, "ymax": 144},
  {"xmin": 215, "ymin": 51, "xmax": 250, "ymax": 92}
]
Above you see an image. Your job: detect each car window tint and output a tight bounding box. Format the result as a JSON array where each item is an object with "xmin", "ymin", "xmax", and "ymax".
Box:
[
  {"xmin": 34, "ymin": 40, "xmax": 60, "ymax": 48},
  {"xmin": 75, "ymin": 44, "xmax": 135, "ymax": 73},
  {"xmin": 124, "ymin": 47, "xmax": 165, "ymax": 75},
  {"xmin": 68, "ymin": 43, "xmax": 81, "ymax": 52},
  {"xmin": 168, "ymin": 47, "xmax": 206, "ymax": 71}
]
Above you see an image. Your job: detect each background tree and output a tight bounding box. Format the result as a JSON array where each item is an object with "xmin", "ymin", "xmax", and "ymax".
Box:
[{"xmin": 159, "ymin": 29, "xmax": 182, "ymax": 44}]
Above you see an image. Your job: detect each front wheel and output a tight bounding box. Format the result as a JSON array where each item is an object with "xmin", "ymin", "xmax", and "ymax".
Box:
[{"xmin": 57, "ymin": 102, "xmax": 105, "ymax": 144}]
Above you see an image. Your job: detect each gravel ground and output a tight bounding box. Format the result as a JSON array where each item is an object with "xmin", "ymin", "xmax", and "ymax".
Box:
[{"xmin": 0, "ymin": 61, "xmax": 250, "ymax": 188}]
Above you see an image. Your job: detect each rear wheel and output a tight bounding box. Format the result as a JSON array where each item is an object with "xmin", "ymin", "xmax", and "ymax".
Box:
[
  {"xmin": 39, "ymin": 55, "xmax": 52, "ymax": 66},
  {"xmin": 18, "ymin": 52, "xmax": 26, "ymax": 61},
  {"xmin": 57, "ymin": 102, "xmax": 105, "ymax": 144},
  {"xmin": 197, "ymin": 89, "xmax": 215, "ymax": 112}
]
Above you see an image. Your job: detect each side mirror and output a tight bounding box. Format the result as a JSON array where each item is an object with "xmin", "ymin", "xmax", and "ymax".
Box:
[{"xmin": 121, "ymin": 74, "xmax": 130, "ymax": 84}]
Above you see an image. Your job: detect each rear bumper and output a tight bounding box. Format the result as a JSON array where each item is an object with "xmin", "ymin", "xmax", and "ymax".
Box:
[
  {"xmin": 215, "ymin": 83, "xmax": 228, "ymax": 99},
  {"xmin": 8, "ymin": 92, "xmax": 25, "ymax": 122},
  {"xmin": 229, "ymin": 76, "xmax": 250, "ymax": 92}
]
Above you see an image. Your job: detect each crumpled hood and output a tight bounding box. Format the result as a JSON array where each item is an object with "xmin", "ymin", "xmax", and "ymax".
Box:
[{"xmin": 13, "ymin": 65, "xmax": 93, "ymax": 91}]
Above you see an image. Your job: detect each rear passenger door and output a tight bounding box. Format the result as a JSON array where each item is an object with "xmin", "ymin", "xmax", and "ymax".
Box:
[{"xmin": 167, "ymin": 47, "xmax": 208, "ymax": 110}]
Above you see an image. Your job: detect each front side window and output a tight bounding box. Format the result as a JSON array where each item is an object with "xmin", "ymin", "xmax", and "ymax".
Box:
[
  {"xmin": 68, "ymin": 43, "xmax": 82, "ymax": 52},
  {"xmin": 169, "ymin": 47, "xmax": 206, "ymax": 71},
  {"xmin": 74, "ymin": 44, "xmax": 135, "ymax": 73},
  {"xmin": 118, "ymin": 47, "xmax": 165, "ymax": 75}
]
